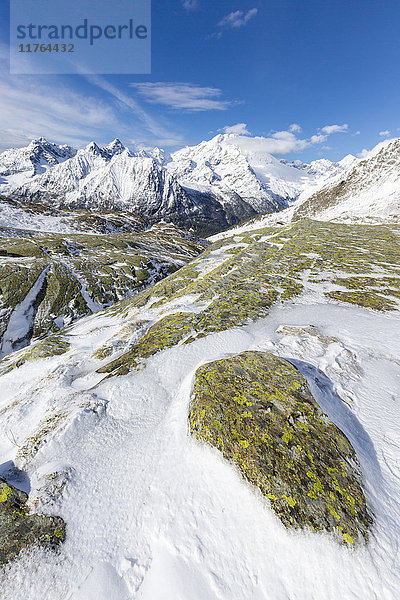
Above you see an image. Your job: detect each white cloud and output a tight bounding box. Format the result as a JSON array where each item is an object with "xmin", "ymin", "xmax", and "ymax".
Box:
[
  {"xmin": 182, "ymin": 0, "xmax": 198, "ymax": 11},
  {"xmin": 89, "ymin": 76, "xmax": 181, "ymax": 141},
  {"xmin": 229, "ymin": 128, "xmax": 327, "ymax": 156},
  {"xmin": 320, "ymin": 123, "xmax": 349, "ymax": 134},
  {"xmin": 0, "ymin": 44, "xmax": 184, "ymax": 151},
  {"xmin": 0, "ymin": 76, "xmax": 117, "ymax": 150},
  {"xmin": 310, "ymin": 134, "xmax": 328, "ymax": 144},
  {"xmin": 129, "ymin": 82, "xmax": 232, "ymax": 112},
  {"xmin": 379, "ymin": 130, "xmax": 390, "ymax": 136},
  {"xmin": 352, "ymin": 131, "xmax": 361, "ymax": 136},
  {"xmin": 266, "ymin": 131, "xmax": 309, "ymax": 153},
  {"xmin": 218, "ymin": 8, "xmax": 258, "ymax": 29},
  {"xmin": 219, "ymin": 123, "xmax": 251, "ymax": 135},
  {"xmin": 357, "ymin": 149, "xmax": 369, "ymax": 158},
  {"xmin": 289, "ymin": 123, "xmax": 302, "ymax": 133}
]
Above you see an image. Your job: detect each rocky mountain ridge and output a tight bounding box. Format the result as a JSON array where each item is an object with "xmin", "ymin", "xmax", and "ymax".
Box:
[{"xmin": 294, "ymin": 137, "xmax": 400, "ymax": 222}]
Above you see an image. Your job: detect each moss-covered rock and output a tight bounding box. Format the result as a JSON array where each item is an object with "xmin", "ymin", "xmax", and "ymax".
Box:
[
  {"xmin": 189, "ymin": 351, "xmax": 372, "ymax": 545},
  {"xmin": 97, "ymin": 221, "xmax": 400, "ymax": 377},
  {"xmin": 0, "ymin": 225, "xmax": 205, "ymax": 357},
  {"xmin": 0, "ymin": 478, "xmax": 65, "ymax": 566},
  {"xmin": 0, "ymin": 334, "xmax": 70, "ymax": 376},
  {"xmin": 98, "ymin": 312, "xmax": 196, "ymax": 376}
]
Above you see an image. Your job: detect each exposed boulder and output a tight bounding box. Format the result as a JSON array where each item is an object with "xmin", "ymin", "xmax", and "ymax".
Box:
[
  {"xmin": 189, "ymin": 351, "xmax": 372, "ymax": 545},
  {"xmin": 0, "ymin": 478, "xmax": 65, "ymax": 566}
]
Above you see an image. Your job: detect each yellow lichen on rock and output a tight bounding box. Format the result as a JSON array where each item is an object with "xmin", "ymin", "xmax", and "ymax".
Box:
[{"xmin": 189, "ymin": 351, "xmax": 372, "ymax": 544}]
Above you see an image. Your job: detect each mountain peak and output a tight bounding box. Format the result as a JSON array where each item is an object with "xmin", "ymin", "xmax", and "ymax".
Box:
[
  {"xmin": 85, "ymin": 141, "xmax": 102, "ymax": 155},
  {"xmin": 28, "ymin": 137, "xmax": 50, "ymax": 149},
  {"xmin": 102, "ymin": 139, "xmax": 128, "ymax": 159},
  {"xmin": 106, "ymin": 138, "xmax": 125, "ymax": 152}
]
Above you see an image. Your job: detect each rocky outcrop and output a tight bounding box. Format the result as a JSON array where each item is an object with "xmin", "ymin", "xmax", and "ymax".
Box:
[
  {"xmin": 0, "ymin": 224, "xmax": 205, "ymax": 358},
  {"xmin": 189, "ymin": 351, "xmax": 372, "ymax": 545},
  {"xmin": 0, "ymin": 478, "xmax": 65, "ymax": 566},
  {"xmin": 97, "ymin": 220, "xmax": 400, "ymax": 378}
]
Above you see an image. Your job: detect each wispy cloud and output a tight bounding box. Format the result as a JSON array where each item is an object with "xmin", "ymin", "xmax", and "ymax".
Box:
[
  {"xmin": 129, "ymin": 82, "xmax": 232, "ymax": 112},
  {"xmin": 321, "ymin": 123, "xmax": 348, "ymax": 134},
  {"xmin": 379, "ymin": 129, "xmax": 390, "ymax": 137},
  {"xmin": 182, "ymin": 0, "xmax": 198, "ymax": 11},
  {"xmin": 222, "ymin": 128, "xmax": 329, "ymax": 155},
  {"xmin": 0, "ymin": 63, "xmax": 188, "ymax": 152},
  {"xmin": 219, "ymin": 123, "xmax": 252, "ymax": 135},
  {"xmin": 289, "ymin": 123, "xmax": 302, "ymax": 133},
  {"xmin": 0, "ymin": 59, "xmax": 119, "ymax": 150},
  {"xmin": 218, "ymin": 8, "xmax": 258, "ymax": 29},
  {"xmin": 88, "ymin": 76, "xmax": 181, "ymax": 142},
  {"xmin": 310, "ymin": 134, "xmax": 328, "ymax": 144},
  {"xmin": 0, "ymin": 42, "xmax": 186, "ymax": 151}
]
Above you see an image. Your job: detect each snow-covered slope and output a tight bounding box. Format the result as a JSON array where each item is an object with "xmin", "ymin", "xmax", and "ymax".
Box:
[
  {"xmin": 0, "ymin": 219, "xmax": 399, "ymax": 598},
  {"xmin": 294, "ymin": 138, "xmax": 400, "ymax": 222},
  {"xmin": 167, "ymin": 134, "xmax": 355, "ymax": 212},
  {"xmin": 0, "ymin": 138, "xmax": 76, "ymax": 194}
]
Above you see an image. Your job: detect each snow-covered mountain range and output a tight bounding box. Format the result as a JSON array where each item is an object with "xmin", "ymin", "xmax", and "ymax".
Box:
[
  {"xmin": 0, "ymin": 138, "xmax": 76, "ymax": 192},
  {"xmin": 167, "ymin": 134, "xmax": 355, "ymax": 211},
  {"xmin": 0, "ymin": 135, "xmax": 359, "ymax": 235}
]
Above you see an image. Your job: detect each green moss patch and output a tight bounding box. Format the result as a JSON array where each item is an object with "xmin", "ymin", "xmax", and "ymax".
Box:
[
  {"xmin": 189, "ymin": 351, "xmax": 372, "ymax": 544},
  {"xmin": 98, "ymin": 312, "xmax": 197, "ymax": 376},
  {"xmin": 0, "ymin": 334, "xmax": 70, "ymax": 376},
  {"xmin": 0, "ymin": 478, "xmax": 65, "ymax": 566},
  {"xmin": 98, "ymin": 221, "xmax": 400, "ymax": 377}
]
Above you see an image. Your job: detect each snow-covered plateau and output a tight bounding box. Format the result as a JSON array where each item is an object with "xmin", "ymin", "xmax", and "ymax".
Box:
[{"xmin": 0, "ymin": 215, "xmax": 399, "ymax": 599}]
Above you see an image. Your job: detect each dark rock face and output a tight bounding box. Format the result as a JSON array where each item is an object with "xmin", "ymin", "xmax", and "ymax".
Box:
[
  {"xmin": 0, "ymin": 478, "xmax": 65, "ymax": 566},
  {"xmin": 189, "ymin": 351, "xmax": 372, "ymax": 545}
]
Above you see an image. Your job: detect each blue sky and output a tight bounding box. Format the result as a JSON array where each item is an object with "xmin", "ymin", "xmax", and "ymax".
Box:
[{"xmin": 1, "ymin": 0, "xmax": 400, "ymax": 161}]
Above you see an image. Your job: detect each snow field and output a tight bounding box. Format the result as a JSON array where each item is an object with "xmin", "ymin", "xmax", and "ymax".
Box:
[{"xmin": 0, "ymin": 302, "xmax": 399, "ymax": 599}]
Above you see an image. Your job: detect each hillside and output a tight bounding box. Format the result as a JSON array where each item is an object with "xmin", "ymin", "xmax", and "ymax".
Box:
[
  {"xmin": 0, "ymin": 218, "xmax": 399, "ymax": 599},
  {"xmin": 294, "ymin": 138, "xmax": 400, "ymax": 223},
  {"xmin": 0, "ymin": 223, "xmax": 205, "ymax": 358}
]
